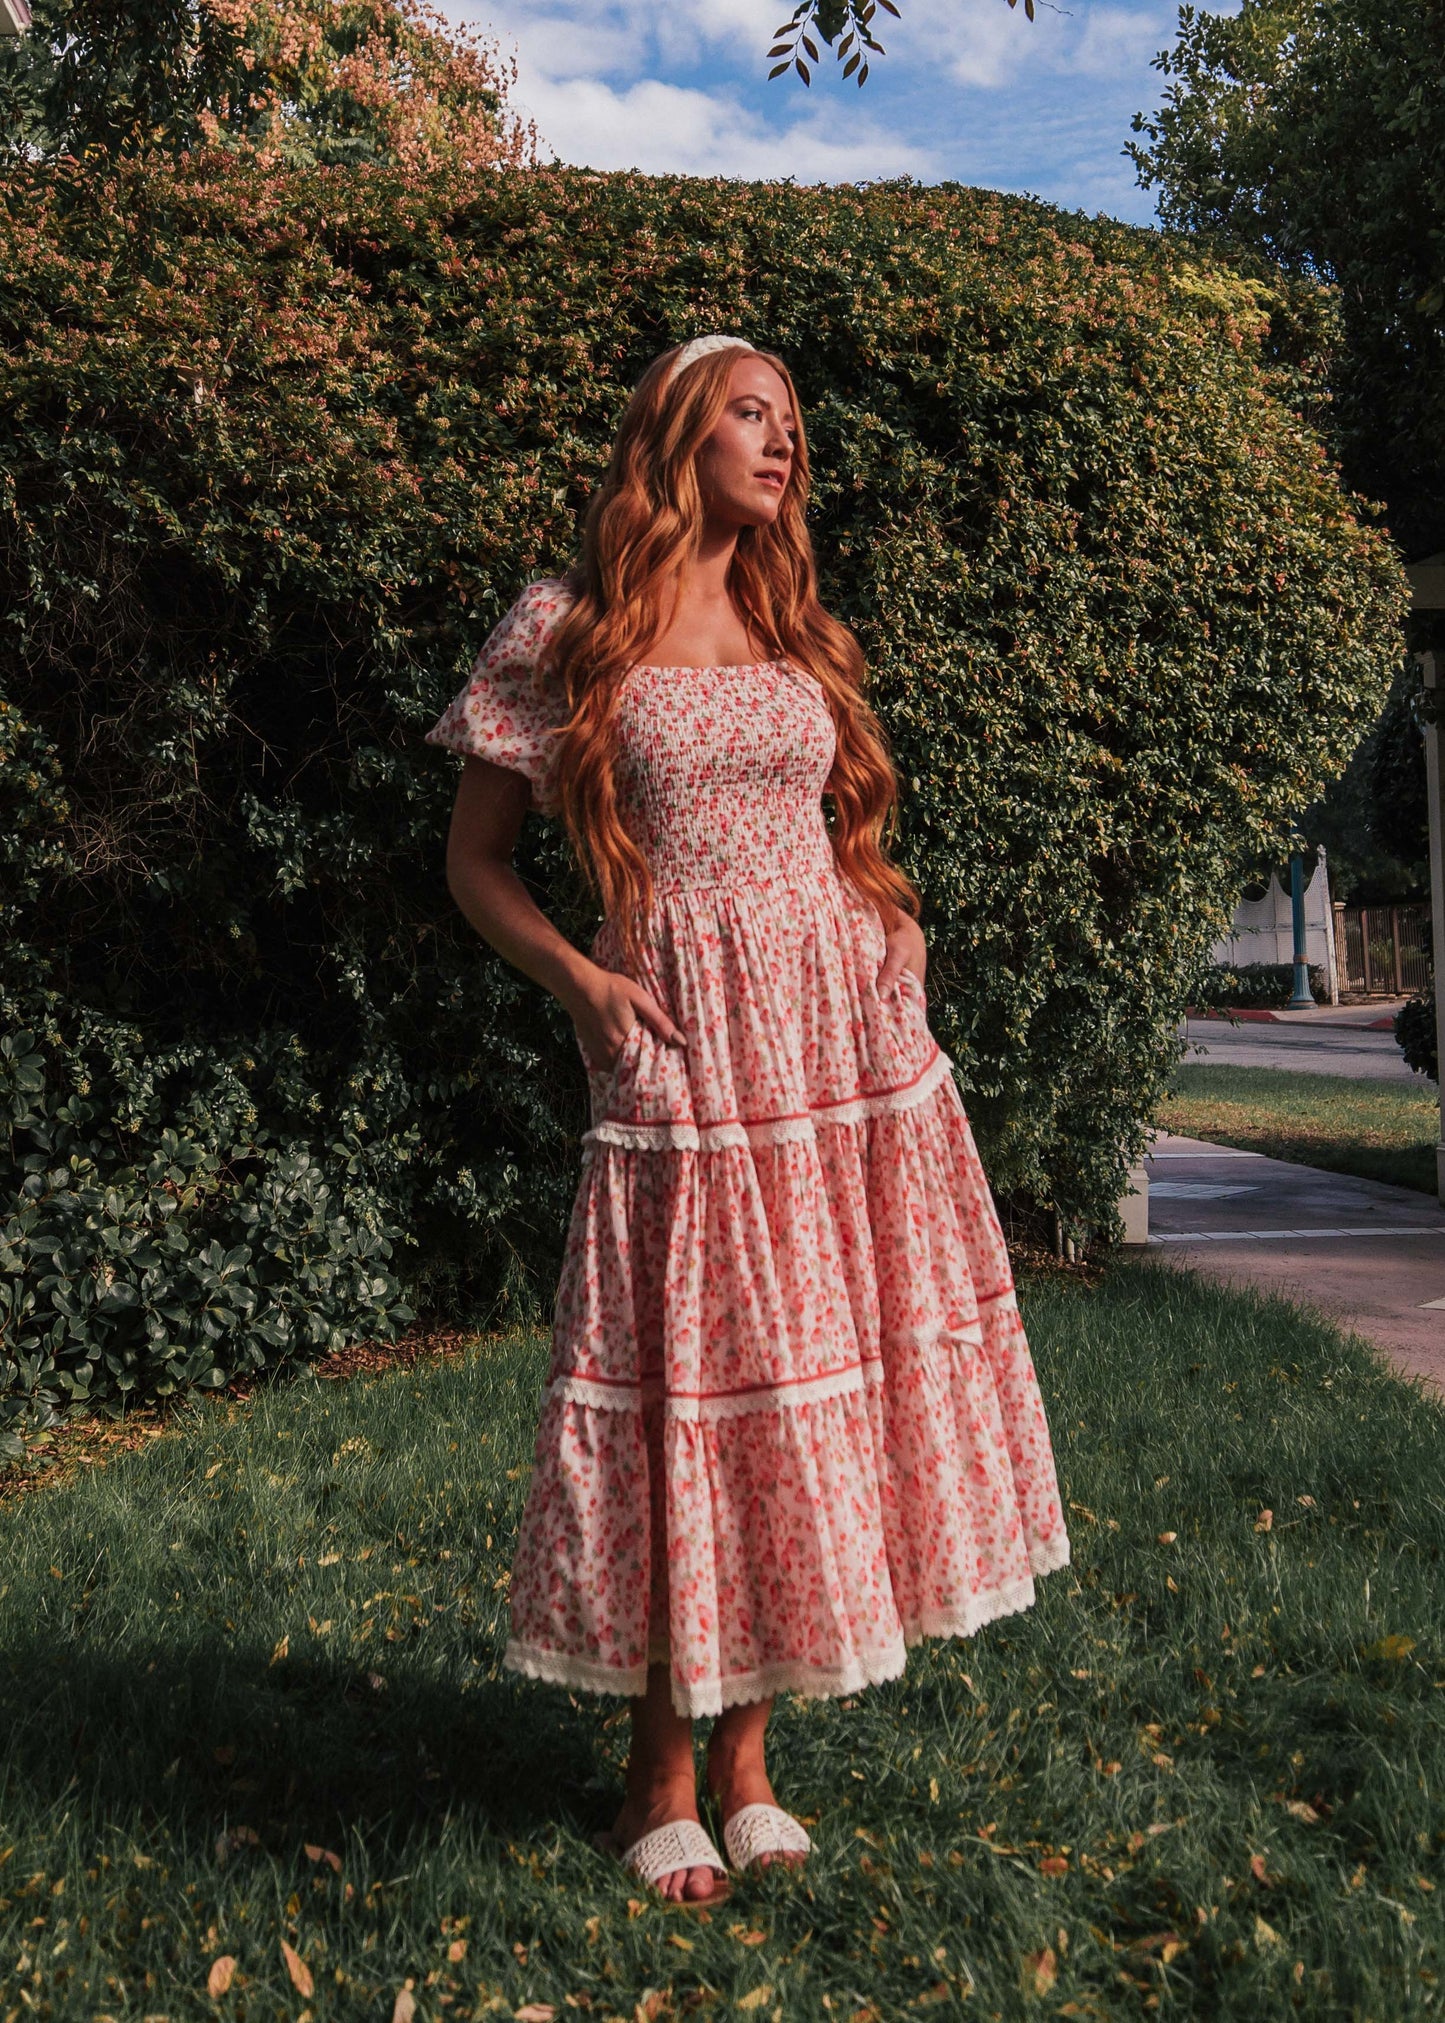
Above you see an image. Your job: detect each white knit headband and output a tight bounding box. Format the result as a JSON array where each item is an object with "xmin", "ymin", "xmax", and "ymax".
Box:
[{"xmin": 667, "ymin": 334, "xmax": 757, "ymax": 384}]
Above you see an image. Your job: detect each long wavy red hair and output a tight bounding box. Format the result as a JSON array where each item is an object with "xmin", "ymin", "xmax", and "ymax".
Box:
[{"xmin": 545, "ymin": 341, "xmax": 918, "ymax": 960}]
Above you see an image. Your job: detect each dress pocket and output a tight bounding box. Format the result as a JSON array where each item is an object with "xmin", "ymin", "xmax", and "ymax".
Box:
[{"xmin": 586, "ymin": 1016, "xmax": 648, "ymax": 1117}]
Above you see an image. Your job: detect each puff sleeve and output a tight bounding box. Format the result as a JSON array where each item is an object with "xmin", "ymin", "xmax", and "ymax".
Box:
[{"xmin": 425, "ymin": 577, "xmax": 573, "ymax": 816}]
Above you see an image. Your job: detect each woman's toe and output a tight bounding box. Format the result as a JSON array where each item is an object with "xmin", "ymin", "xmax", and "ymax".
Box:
[{"xmin": 684, "ymin": 1864, "xmax": 716, "ymax": 1900}]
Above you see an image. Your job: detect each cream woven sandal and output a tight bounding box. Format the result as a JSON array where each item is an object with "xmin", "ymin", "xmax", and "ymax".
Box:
[
  {"xmin": 596, "ymin": 1820, "xmax": 730, "ymax": 1903},
  {"xmin": 722, "ymin": 1803, "xmax": 813, "ymax": 1874}
]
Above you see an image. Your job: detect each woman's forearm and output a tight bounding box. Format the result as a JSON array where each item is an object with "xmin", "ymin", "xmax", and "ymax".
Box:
[{"xmin": 446, "ymin": 850, "xmax": 596, "ymax": 1014}]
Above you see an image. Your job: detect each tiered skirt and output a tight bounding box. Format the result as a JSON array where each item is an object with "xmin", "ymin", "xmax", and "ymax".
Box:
[{"xmin": 504, "ymin": 870, "xmax": 1069, "ymax": 1717}]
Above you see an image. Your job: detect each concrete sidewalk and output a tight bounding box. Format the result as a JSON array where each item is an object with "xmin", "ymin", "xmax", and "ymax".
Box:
[{"xmin": 1145, "ymin": 1133, "xmax": 1445, "ymax": 1391}]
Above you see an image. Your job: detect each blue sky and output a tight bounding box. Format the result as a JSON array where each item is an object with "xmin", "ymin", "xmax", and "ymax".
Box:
[{"xmin": 448, "ymin": 0, "xmax": 1222, "ymax": 227}]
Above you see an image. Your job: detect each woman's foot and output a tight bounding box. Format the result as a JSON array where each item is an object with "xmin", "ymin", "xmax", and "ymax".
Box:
[
  {"xmin": 607, "ymin": 1774, "xmax": 723, "ymax": 1903},
  {"xmin": 608, "ymin": 1665, "xmax": 725, "ymax": 1903},
  {"xmin": 706, "ymin": 1699, "xmax": 808, "ymax": 1874}
]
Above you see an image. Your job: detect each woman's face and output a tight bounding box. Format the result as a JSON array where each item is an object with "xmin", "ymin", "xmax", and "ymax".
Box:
[{"xmin": 694, "ymin": 357, "xmax": 796, "ymax": 531}]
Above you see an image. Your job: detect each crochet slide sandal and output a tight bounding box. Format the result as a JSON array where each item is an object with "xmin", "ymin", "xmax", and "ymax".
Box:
[
  {"xmin": 722, "ymin": 1802, "xmax": 813, "ymax": 1874},
  {"xmin": 594, "ymin": 1820, "xmax": 731, "ymax": 1903}
]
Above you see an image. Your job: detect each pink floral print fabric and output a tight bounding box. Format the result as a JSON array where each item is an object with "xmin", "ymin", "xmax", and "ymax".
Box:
[{"xmin": 428, "ymin": 579, "xmax": 1070, "ymax": 1716}]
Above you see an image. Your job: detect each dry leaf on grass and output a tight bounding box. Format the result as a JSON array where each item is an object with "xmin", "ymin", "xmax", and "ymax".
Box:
[
  {"xmin": 1360, "ymin": 1634, "xmax": 1416, "ymax": 1663},
  {"xmin": 280, "ymin": 1941, "xmax": 313, "ymax": 1997},
  {"xmin": 1250, "ymin": 1853, "xmax": 1271, "ymax": 1884},
  {"xmin": 736, "ymin": 1988, "xmax": 774, "ymax": 2013},
  {"xmin": 269, "ymin": 1635, "xmax": 289, "ymax": 1666},
  {"xmin": 303, "ymin": 1844, "xmax": 342, "ymax": 1873},
  {"xmin": 1285, "ymin": 1800, "xmax": 1320, "ymax": 1824},
  {"xmin": 1254, "ymin": 1509, "xmax": 1274, "ymax": 1533},
  {"xmin": 729, "ymin": 1925, "xmax": 767, "ymax": 1945},
  {"xmin": 1039, "ymin": 1855, "xmax": 1069, "ymax": 1877},
  {"xmin": 391, "ymin": 1989, "xmax": 417, "ymax": 2023},
  {"xmin": 206, "ymin": 1955, "xmax": 237, "ymax": 1997},
  {"xmin": 1022, "ymin": 1945, "xmax": 1057, "ymax": 1995},
  {"xmin": 515, "ymin": 2007, "xmax": 556, "ymax": 2022}
]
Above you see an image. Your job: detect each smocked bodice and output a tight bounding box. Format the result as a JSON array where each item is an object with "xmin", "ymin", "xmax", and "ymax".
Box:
[{"xmin": 613, "ymin": 661, "xmax": 836, "ymax": 894}]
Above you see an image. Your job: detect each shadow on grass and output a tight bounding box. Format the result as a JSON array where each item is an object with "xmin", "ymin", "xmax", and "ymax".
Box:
[{"xmin": 0, "ymin": 1636, "xmax": 607, "ymax": 1854}]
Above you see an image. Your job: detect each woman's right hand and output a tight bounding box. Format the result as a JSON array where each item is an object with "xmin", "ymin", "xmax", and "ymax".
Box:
[{"xmin": 566, "ymin": 964, "xmax": 686, "ymax": 1074}]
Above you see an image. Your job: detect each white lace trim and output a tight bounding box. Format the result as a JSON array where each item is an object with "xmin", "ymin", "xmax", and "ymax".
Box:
[
  {"xmin": 540, "ymin": 1311, "xmax": 1010, "ymax": 1421},
  {"xmin": 543, "ymin": 1357, "xmax": 885, "ymax": 1421},
  {"xmin": 503, "ymin": 1639, "xmax": 648, "ymax": 1699},
  {"xmin": 504, "ymin": 1542, "xmax": 1069, "ymax": 1718},
  {"xmin": 582, "ymin": 1050, "xmax": 955, "ymax": 1153}
]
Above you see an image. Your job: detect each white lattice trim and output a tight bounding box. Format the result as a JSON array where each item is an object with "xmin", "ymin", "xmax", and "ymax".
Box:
[
  {"xmin": 582, "ymin": 1051, "xmax": 956, "ymax": 1153},
  {"xmin": 615, "ymin": 1820, "xmax": 728, "ymax": 1889},
  {"xmin": 723, "ymin": 1804, "xmax": 813, "ymax": 1872},
  {"xmin": 543, "ymin": 1357, "xmax": 885, "ymax": 1422}
]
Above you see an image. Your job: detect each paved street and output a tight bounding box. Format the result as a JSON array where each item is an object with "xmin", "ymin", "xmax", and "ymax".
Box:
[
  {"xmin": 1181, "ymin": 1002, "xmax": 1427, "ymax": 1082},
  {"xmin": 1145, "ymin": 1132, "xmax": 1445, "ymax": 1391}
]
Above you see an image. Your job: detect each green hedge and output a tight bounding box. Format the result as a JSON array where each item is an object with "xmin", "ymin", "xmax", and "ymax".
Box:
[
  {"xmin": 0, "ymin": 153, "xmax": 1405, "ymax": 1416},
  {"xmin": 1190, "ymin": 962, "xmax": 1329, "ymax": 1011}
]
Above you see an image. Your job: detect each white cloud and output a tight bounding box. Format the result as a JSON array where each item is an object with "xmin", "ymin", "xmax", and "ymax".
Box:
[
  {"xmin": 454, "ymin": 0, "xmax": 938, "ymax": 181},
  {"xmin": 517, "ymin": 70, "xmax": 937, "ymax": 180}
]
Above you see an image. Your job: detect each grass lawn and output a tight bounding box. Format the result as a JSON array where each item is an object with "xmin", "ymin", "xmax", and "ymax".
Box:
[
  {"xmin": 1161, "ymin": 1063, "xmax": 1440, "ymax": 1197},
  {"xmin": 3, "ymin": 1266, "xmax": 1444, "ymax": 2021}
]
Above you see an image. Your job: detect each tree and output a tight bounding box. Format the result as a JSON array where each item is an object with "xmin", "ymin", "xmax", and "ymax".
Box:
[
  {"xmin": 0, "ymin": 0, "xmax": 534, "ymax": 169},
  {"xmin": 1129, "ymin": 0, "xmax": 1445, "ymax": 560},
  {"xmin": 766, "ymin": 0, "xmax": 1032, "ymax": 88}
]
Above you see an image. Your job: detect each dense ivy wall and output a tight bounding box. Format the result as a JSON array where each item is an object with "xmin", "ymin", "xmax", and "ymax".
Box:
[{"xmin": 0, "ymin": 155, "xmax": 1405, "ymax": 1418}]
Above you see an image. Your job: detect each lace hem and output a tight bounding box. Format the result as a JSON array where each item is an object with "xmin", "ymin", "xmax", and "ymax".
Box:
[
  {"xmin": 541, "ymin": 1312, "xmax": 1003, "ymax": 1421},
  {"xmin": 503, "ymin": 1544, "xmax": 1069, "ymax": 1718},
  {"xmin": 583, "ymin": 1049, "xmax": 955, "ymax": 1153}
]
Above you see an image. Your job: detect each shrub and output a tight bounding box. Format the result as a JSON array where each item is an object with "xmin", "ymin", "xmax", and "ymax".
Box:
[
  {"xmin": 0, "ymin": 153, "xmax": 1406, "ymax": 1403},
  {"xmin": 0, "ymin": 1014, "xmax": 411, "ymax": 1432},
  {"xmin": 1395, "ymin": 992, "xmax": 1438, "ymax": 1083},
  {"xmin": 1190, "ymin": 962, "xmax": 1329, "ymax": 1011}
]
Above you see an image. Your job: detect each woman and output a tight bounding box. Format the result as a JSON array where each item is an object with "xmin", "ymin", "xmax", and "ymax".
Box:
[{"xmin": 430, "ymin": 335, "xmax": 1069, "ymax": 1905}]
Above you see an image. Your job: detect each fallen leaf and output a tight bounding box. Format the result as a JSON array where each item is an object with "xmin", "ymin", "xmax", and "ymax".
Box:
[
  {"xmin": 303, "ymin": 1845, "xmax": 342, "ymax": 1874},
  {"xmin": 583, "ymin": 1916, "xmax": 601, "ymax": 1944},
  {"xmin": 280, "ymin": 1941, "xmax": 313, "ymax": 1998},
  {"xmin": 206, "ymin": 1955, "xmax": 237, "ymax": 1998},
  {"xmin": 928, "ymin": 1776, "xmax": 939, "ymax": 1803},
  {"xmin": 1285, "ymin": 1801, "xmax": 1320, "ymax": 1824},
  {"xmin": 666, "ymin": 1933, "xmax": 693, "ymax": 1951},
  {"xmin": 1100, "ymin": 1760, "xmax": 1122, "ymax": 1777},
  {"xmin": 1361, "ymin": 1634, "xmax": 1416, "ymax": 1663},
  {"xmin": 1022, "ymin": 1946, "xmax": 1057, "ymax": 1996},
  {"xmin": 736, "ymin": 1990, "xmax": 773, "ymax": 2013},
  {"xmin": 1157, "ymin": 1531, "xmax": 1177, "ymax": 1545},
  {"xmin": 318, "ymin": 1552, "xmax": 341, "ymax": 1566},
  {"xmin": 1253, "ymin": 1914, "xmax": 1281, "ymax": 1949},
  {"xmin": 1039, "ymin": 1855, "xmax": 1069, "ymax": 1877},
  {"xmin": 269, "ymin": 1635, "xmax": 289, "ymax": 1666},
  {"xmin": 515, "ymin": 2008, "xmax": 556, "ymax": 2022},
  {"xmin": 447, "ymin": 1938, "xmax": 467, "ymax": 1962},
  {"xmin": 1250, "ymin": 1854, "xmax": 1271, "ymax": 1885},
  {"xmin": 729, "ymin": 1925, "xmax": 768, "ymax": 1946},
  {"xmin": 391, "ymin": 1991, "xmax": 416, "ymax": 2023},
  {"xmin": 1255, "ymin": 1509, "xmax": 1274, "ymax": 1533},
  {"xmin": 1297, "ymin": 1495, "xmax": 1315, "ymax": 1508},
  {"xmin": 625, "ymin": 1897, "xmax": 646, "ymax": 1919}
]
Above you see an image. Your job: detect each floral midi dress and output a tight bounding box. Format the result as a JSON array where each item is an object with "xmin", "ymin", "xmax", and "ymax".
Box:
[{"xmin": 429, "ymin": 579, "xmax": 1070, "ymax": 1718}]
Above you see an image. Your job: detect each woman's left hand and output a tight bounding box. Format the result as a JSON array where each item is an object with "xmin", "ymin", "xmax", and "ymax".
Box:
[{"xmin": 877, "ymin": 911, "xmax": 927, "ymax": 994}]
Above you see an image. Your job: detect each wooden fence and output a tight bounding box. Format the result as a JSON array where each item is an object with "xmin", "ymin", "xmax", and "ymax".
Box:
[{"xmin": 1332, "ymin": 902, "xmax": 1430, "ymax": 996}]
